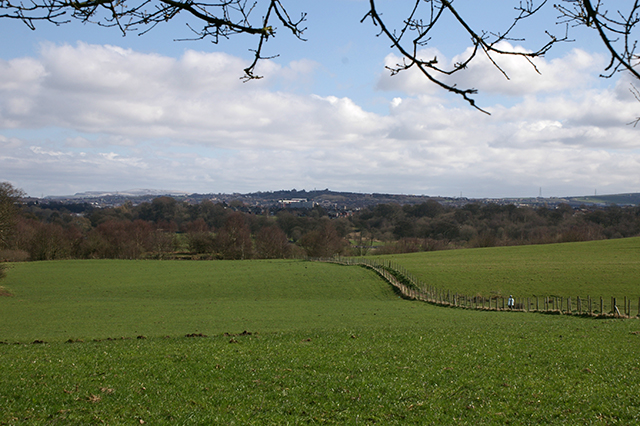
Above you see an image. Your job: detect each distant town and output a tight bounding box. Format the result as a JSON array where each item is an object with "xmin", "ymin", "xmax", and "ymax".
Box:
[
  {"xmin": 31, "ymin": 188, "xmax": 640, "ymax": 214},
  {"xmin": 6, "ymin": 184, "xmax": 640, "ymax": 262}
]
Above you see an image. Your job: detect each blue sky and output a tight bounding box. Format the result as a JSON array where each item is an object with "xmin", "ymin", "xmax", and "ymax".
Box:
[{"xmin": 1, "ymin": 0, "xmax": 639, "ymax": 198}]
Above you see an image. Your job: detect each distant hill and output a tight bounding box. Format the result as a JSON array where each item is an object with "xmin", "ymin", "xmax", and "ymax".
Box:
[
  {"xmin": 37, "ymin": 188, "xmax": 640, "ymax": 209},
  {"xmin": 47, "ymin": 189, "xmax": 190, "ymax": 199},
  {"xmin": 568, "ymin": 193, "xmax": 640, "ymax": 206}
]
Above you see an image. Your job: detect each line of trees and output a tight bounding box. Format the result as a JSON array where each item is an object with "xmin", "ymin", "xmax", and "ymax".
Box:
[
  {"xmin": 352, "ymin": 200, "xmax": 640, "ymax": 254},
  {"xmin": 2, "ymin": 183, "xmax": 640, "ymax": 262},
  {"xmin": 1, "ymin": 190, "xmax": 349, "ymax": 261}
]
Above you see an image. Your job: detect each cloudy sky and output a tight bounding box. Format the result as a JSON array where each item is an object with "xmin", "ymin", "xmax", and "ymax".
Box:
[{"xmin": 1, "ymin": 0, "xmax": 639, "ymax": 198}]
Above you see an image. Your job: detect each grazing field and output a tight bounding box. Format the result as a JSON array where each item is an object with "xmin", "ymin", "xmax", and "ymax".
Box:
[
  {"xmin": 378, "ymin": 237, "xmax": 640, "ymax": 300},
  {"xmin": 1, "ymin": 241, "xmax": 640, "ymax": 424},
  {"xmin": 0, "ymin": 259, "xmax": 396, "ymax": 342}
]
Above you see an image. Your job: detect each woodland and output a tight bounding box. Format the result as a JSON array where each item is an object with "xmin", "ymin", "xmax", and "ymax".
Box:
[{"xmin": 2, "ymin": 187, "xmax": 640, "ymax": 262}]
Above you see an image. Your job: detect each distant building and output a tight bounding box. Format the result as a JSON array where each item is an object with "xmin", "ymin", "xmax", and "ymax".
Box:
[{"xmin": 279, "ymin": 198, "xmax": 315, "ymax": 209}]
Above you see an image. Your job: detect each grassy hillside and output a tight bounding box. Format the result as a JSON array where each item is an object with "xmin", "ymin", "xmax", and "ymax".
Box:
[
  {"xmin": 0, "ymin": 259, "xmax": 397, "ymax": 342},
  {"xmin": 1, "ymin": 241, "xmax": 640, "ymax": 424},
  {"xmin": 570, "ymin": 192, "xmax": 640, "ymax": 205},
  {"xmin": 3, "ymin": 313, "xmax": 639, "ymax": 425},
  {"xmin": 378, "ymin": 237, "xmax": 640, "ymax": 299}
]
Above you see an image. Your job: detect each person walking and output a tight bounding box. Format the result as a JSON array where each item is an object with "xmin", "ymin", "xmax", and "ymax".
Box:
[{"xmin": 508, "ymin": 295, "xmax": 514, "ymax": 309}]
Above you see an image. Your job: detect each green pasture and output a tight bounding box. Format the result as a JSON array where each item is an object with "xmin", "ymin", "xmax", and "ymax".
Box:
[
  {"xmin": 378, "ymin": 237, "xmax": 640, "ymax": 300},
  {"xmin": 0, "ymin": 259, "xmax": 396, "ymax": 342},
  {"xmin": 1, "ymin": 240, "xmax": 640, "ymax": 424}
]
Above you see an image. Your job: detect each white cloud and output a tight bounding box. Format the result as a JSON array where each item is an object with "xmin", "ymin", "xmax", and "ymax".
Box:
[
  {"xmin": 1, "ymin": 42, "xmax": 640, "ymax": 198},
  {"xmin": 377, "ymin": 43, "xmax": 605, "ymax": 97}
]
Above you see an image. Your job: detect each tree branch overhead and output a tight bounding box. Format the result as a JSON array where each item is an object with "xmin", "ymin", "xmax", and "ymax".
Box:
[{"xmin": 0, "ymin": 0, "xmax": 638, "ymax": 112}]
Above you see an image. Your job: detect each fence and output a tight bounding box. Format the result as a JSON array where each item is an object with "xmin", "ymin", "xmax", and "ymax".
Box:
[{"xmin": 312, "ymin": 256, "xmax": 639, "ymax": 318}]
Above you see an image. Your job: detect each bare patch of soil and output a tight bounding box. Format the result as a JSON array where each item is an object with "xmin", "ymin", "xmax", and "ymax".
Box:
[{"xmin": 185, "ymin": 333, "xmax": 208, "ymax": 338}]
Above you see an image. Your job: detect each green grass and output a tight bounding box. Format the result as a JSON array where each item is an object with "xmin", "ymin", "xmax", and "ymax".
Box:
[
  {"xmin": 0, "ymin": 259, "xmax": 396, "ymax": 342},
  {"xmin": 376, "ymin": 237, "xmax": 640, "ymax": 299},
  {"xmin": 2, "ymin": 241, "xmax": 640, "ymax": 424},
  {"xmin": 2, "ymin": 314, "xmax": 640, "ymax": 424}
]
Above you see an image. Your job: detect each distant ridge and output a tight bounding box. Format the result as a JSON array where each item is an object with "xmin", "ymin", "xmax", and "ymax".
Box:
[
  {"xmin": 37, "ymin": 188, "xmax": 640, "ymax": 208},
  {"xmin": 569, "ymin": 193, "xmax": 640, "ymax": 206},
  {"xmin": 46, "ymin": 189, "xmax": 190, "ymax": 199}
]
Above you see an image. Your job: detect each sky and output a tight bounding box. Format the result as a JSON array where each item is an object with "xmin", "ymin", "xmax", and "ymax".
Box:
[{"xmin": 1, "ymin": 0, "xmax": 639, "ymax": 198}]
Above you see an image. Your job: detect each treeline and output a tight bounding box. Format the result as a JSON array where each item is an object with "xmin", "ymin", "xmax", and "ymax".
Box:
[
  {"xmin": 3, "ymin": 193, "xmax": 640, "ymax": 262},
  {"xmin": 352, "ymin": 201, "xmax": 640, "ymax": 253},
  {"xmin": 4, "ymin": 197, "xmax": 347, "ymax": 261}
]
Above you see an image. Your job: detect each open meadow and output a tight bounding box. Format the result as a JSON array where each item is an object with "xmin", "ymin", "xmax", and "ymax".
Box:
[
  {"xmin": 1, "ymin": 240, "xmax": 640, "ymax": 424},
  {"xmin": 378, "ymin": 237, "xmax": 640, "ymax": 302}
]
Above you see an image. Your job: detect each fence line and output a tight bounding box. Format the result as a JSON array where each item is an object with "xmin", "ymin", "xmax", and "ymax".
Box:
[{"xmin": 311, "ymin": 256, "xmax": 638, "ymax": 319}]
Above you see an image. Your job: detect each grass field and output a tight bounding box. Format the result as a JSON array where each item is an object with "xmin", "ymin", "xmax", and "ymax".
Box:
[
  {"xmin": 0, "ymin": 259, "xmax": 398, "ymax": 342},
  {"xmin": 378, "ymin": 237, "xmax": 640, "ymax": 300},
  {"xmin": 1, "ymin": 240, "xmax": 640, "ymax": 424}
]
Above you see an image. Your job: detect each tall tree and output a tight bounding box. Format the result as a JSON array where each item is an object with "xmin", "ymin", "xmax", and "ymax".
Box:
[
  {"xmin": 184, "ymin": 218, "xmax": 215, "ymax": 254},
  {"xmin": 215, "ymin": 212, "xmax": 253, "ymax": 260},
  {"xmin": 255, "ymin": 225, "xmax": 291, "ymax": 259},
  {"xmin": 298, "ymin": 220, "xmax": 346, "ymax": 258},
  {"xmin": 0, "ymin": 182, "xmax": 24, "ymax": 249}
]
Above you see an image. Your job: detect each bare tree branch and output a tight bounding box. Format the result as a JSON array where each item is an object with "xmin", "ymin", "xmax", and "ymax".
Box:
[
  {"xmin": 0, "ymin": 0, "xmax": 307, "ymax": 80},
  {"xmin": 556, "ymin": 1, "xmax": 640, "ymax": 80},
  {"xmin": 362, "ymin": 0, "xmax": 566, "ymax": 113},
  {"xmin": 0, "ymin": 0, "xmax": 638, "ymax": 114},
  {"xmin": 629, "ymin": 83, "xmax": 640, "ymax": 126}
]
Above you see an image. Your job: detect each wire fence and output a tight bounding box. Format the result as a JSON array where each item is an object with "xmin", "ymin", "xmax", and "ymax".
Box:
[{"xmin": 311, "ymin": 256, "xmax": 639, "ymax": 318}]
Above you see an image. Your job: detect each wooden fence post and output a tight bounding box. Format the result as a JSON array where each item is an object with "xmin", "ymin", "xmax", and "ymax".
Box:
[{"xmin": 625, "ymin": 296, "xmax": 628, "ymax": 316}]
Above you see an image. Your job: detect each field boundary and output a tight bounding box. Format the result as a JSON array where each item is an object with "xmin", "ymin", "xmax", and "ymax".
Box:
[{"xmin": 312, "ymin": 256, "xmax": 639, "ymax": 319}]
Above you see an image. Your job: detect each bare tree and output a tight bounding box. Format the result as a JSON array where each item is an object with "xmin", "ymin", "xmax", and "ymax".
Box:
[
  {"xmin": 215, "ymin": 211, "xmax": 253, "ymax": 259},
  {"xmin": 0, "ymin": 182, "xmax": 24, "ymax": 282},
  {"xmin": 0, "ymin": 0, "xmax": 638, "ymax": 110},
  {"xmin": 0, "ymin": 182, "xmax": 24, "ymax": 249},
  {"xmin": 298, "ymin": 220, "xmax": 346, "ymax": 258},
  {"xmin": 255, "ymin": 225, "xmax": 291, "ymax": 259}
]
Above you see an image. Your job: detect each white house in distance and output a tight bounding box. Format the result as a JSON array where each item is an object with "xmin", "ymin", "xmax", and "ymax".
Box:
[{"xmin": 279, "ymin": 198, "xmax": 315, "ymax": 209}]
